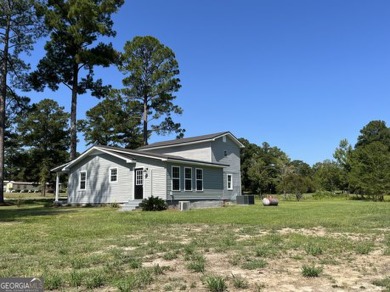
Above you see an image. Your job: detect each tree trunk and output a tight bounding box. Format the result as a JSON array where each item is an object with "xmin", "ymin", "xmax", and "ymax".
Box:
[
  {"xmin": 0, "ymin": 12, "xmax": 11, "ymax": 204},
  {"xmin": 70, "ymin": 64, "xmax": 79, "ymax": 160},
  {"xmin": 143, "ymin": 96, "xmax": 148, "ymax": 145}
]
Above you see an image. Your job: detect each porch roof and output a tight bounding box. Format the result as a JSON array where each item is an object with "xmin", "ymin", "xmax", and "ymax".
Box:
[{"xmin": 51, "ymin": 145, "xmax": 228, "ymax": 173}]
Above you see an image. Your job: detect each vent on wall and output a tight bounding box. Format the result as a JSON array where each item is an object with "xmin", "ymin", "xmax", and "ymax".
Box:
[{"xmin": 179, "ymin": 201, "xmax": 190, "ymax": 211}]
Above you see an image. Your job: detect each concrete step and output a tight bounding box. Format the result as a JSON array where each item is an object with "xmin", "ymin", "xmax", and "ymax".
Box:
[{"xmin": 119, "ymin": 199, "xmax": 143, "ymax": 212}]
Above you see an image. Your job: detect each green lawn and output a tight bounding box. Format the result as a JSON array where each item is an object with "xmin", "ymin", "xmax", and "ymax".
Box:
[{"xmin": 0, "ymin": 198, "xmax": 389, "ymax": 291}]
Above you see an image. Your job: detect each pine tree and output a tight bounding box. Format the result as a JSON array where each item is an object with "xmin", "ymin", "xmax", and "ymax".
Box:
[{"xmin": 30, "ymin": 0, "xmax": 124, "ymax": 160}]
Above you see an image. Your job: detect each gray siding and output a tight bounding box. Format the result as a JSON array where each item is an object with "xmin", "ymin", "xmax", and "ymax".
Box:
[
  {"xmin": 67, "ymin": 154, "xmax": 168, "ymax": 203},
  {"xmin": 211, "ymin": 136, "xmax": 242, "ymax": 199},
  {"xmin": 166, "ymin": 163, "xmax": 224, "ymax": 200},
  {"xmin": 122, "ymin": 156, "xmax": 167, "ymax": 200},
  {"xmin": 145, "ymin": 166, "xmax": 167, "ymax": 200},
  {"xmin": 67, "ymin": 154, "xmax": 133, "ymax": 204},
  {"xmin": 142, "ymin": 142, "xmax": 213, "ymax": 162}
]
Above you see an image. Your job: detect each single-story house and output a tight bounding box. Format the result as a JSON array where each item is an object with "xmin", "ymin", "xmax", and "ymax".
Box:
[
  {"xmin": 52, "ymin": 131, "xmax": 244, "ymax": 204},
  {"xmin": 4, "ymin": 181, "xmax": 40, "ymax": 193}
]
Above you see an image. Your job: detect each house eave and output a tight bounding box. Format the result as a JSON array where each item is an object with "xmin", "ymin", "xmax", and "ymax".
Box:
[{"xmin": 140, "ymin": 131, "xmax": 245, "ymax": 151}]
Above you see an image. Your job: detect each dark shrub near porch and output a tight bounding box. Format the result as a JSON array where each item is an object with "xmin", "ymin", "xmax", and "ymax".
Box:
[{"xmin": 139, "ymin": 196, "xmax": 168, "ymax": 211}]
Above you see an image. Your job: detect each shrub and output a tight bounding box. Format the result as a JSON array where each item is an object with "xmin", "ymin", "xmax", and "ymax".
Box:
[{"xmin": 139, "ymin": 196, "xmax": 167, "ymax": 211}]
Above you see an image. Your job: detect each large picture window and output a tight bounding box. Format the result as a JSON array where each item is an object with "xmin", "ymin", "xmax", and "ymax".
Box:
[
  {"xmin": 184, "ymin": 167, "xmax": 192, "ymax": 191},
  {"xmin": 196, "ymin": 168, "xmax": 203, "ymax": 191},
  {"xmin": 172, "ymin": 166, "xmax": 180, "ymax": 191},
  {"xmin": 227, "ymin": 174, "xmax": 233, "ymax": 190},
  {"xmin": 110, "ymin": 168, "xmax": 118, "ymax": 182},
  {"xmin": 80, "ymin": 171, "xmax": 87, "ymax": 190}
]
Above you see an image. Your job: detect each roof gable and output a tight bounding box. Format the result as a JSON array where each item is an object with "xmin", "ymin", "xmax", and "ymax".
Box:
[
  {"xmin": 52, "ymin": 144, "xmax": 228, "ymax": 172},
  {"xmin": 138, "ymin": 131, "xmax": 244, "ymax": 151}
]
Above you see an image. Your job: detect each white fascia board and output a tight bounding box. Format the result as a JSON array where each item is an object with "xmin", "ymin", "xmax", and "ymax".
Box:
[
  {"xmin": 62, "ymin": 147, "xmax": 98, "ymax": 171},
  {"xmin": 96, "ymin": 147, "xmax": 137, "ymax": 164},
  {"xmin": 105, "ymin": 148, "xmax": 168, "ymax": 162},
  {"xmin": 222, "ymin": 132, "xmax": 245, "ymax": 148},
  {"xmin": 61, "ymin": 146, "xmax": 137, "ymax": 172}
]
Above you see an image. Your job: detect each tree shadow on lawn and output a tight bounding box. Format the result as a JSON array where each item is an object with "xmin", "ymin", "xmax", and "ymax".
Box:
[{"xmin": 0, "ymin": 199, "xmax": 76, "ymax": 222}]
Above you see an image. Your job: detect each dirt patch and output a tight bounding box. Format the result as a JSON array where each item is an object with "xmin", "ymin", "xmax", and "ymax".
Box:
[{"xmin": 144, "ymin": 226, "xmax": 389, "ymax": 291}]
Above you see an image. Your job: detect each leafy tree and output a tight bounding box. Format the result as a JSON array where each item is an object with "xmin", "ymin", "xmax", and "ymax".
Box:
[
  {"xmin": 355, "ymin": 120, "xmax": 390, "ymax": 148},
  {"xmin": 81, "ymin": 91, "xmax": 143, "ymax": 148},
  {"xmin": 289, "ymin": 160, "xmax": 313, "ymax": 177},
  {"xmin": 0, "ymin": 0, "xmax": 45, "ymax": 203},
  {"xmin": 30, "ymin": 0, "xmax": 124, "ymax": 160},
  {"xmin": 333, "ymin": 139, "xmax": 353, "ymax": 191},
  {"xmin": 4, "ymin": 94, "xmax": 31, "ymax": 180},
  {"xmin": 281, "ymin": 172, "xmax": 308, "ymax": 201},
  {"xmin": 344, "ymin": 121, "xmax": 390, "ymax": 200},
  {"xmin": 348, "ymin": 141, "xmax": 390, "ymax": 201},
  {"xmin": 239, "ymin": 138, "xmax": 261, "ymax": 192},
  {"xmin": 247, "ymin": 158, "xmax": 271, "ymax": 195},
  {"xmin": 118, "ymin": 36, "xmax": 184, "ymax": 145},
  {"xmin": 313, "ymin": 160, "xmax": 344, "ymax": 192},
  {"xmin": 240, "ymin": 139, "xmax": 290, "ymax": 194},
  {"xmin": 16, "ymin": 99, "xmax": 69, "ymax": 195},
  {"xmin": 275, "ymin": 163, "xmax": 294, "ymax": 198}
]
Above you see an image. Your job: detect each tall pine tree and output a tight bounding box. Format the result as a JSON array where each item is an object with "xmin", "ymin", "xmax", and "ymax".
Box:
[
  {"xmin": 118, "ymin": 36, "xmax": 184, "ymax": 145},
  {"xmin": 0, "ymin": 0, "xmax": 45, "ymax": 203},
  {"xmin": 30, "ymin": 0, "xmax": 124, "ymax": 160}
]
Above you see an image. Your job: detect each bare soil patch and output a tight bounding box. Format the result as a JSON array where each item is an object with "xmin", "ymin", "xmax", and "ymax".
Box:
[{"xmin": 144, "ymin": 226, "xmax": 389, "ymax": 291}]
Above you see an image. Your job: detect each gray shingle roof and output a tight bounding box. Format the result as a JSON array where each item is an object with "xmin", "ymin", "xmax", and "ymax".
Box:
[
  {"xmin": 94, "ymin": 145, "xmax": 228, "ymax": 167},
  {"xmin": 138, "ymin": 131, "xmax": 241, "ymax": 150}
]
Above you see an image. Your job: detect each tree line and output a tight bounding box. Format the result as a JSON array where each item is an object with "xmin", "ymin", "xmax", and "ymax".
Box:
[
  {"xmin": 1, "ymin": 1, "xmax": 388, "ymax": 203},
  {"xmin": 1, "ymin": 0, "xmax": 184, "ymax": 202},
  {"xmin": 240, "ymin": 120, "xmax": 390, "ymax": 201}
]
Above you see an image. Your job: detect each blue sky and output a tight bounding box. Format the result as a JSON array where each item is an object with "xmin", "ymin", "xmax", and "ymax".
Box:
[{"xmin": 28, "ymin": 0, "xmax": 390, "ymax": 165}]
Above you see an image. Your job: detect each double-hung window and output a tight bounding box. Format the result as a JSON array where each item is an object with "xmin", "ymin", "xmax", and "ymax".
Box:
[
  {"xmin": 110, "ymin": 168, "xmax": 118, "ymax": 183},
  {"xmin": 227, "ymin": 174, "xmax": 233, "ymax": 190},
  {"xmin": 184, "ymin": 167, "xmax": 192, "ymax": 191},
  {"xmin": 196, "ymin": 168, "xmax": 203, "ymax": 191},
  {"xmin": 80, "ymin": 171, "xmax": 87, "ymax": 190},
  {"xmin": 172, "ymin": 166, "xmax": 180, "ymax": 191}
]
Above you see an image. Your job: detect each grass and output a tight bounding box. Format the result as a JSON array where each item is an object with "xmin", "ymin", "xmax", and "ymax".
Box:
[
  {"xmin": 0, "ymin": 198, "xmax": 389, "ymax": 290},
  {"xmin": 372, "ymin": 277, "xmax": 390, "ymax": 291},
  {"xmin": 301, "ymin": 264, "xmax": 323, "ymax": 277},
  {"xmin": 203, "ymin": 275, "xmax": 227, "ymax": 292}
]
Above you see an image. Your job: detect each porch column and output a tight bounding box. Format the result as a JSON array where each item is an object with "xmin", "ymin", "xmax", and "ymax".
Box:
[{"xmin": 55, "ymin": 172, "xmax": 60, "ymax": 202}]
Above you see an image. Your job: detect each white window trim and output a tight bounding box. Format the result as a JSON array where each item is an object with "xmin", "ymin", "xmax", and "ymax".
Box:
[
  {"xmin": 109, "ymin": 167, "xmax": 118, "ymax": 183},
  {"xmin": 171, "ymin": 166, "xmax": 181, "ymax": 191},
  {"xmin": 184, "ymin": 167, "xmax": 192, "ymax": 191},
  {"xmin": 80, "ymin": 171, "xmax": 87, "ymax": 190},
  {"xmin": 135, "ymin": 169, "xmax": 143, "ymax": 186},
  {"xmin": 227, "ymin": 174, "xmax": 233, "ymax": 190},
  {"xmin": 195, "ymin": 168, "xmax": 203, "ymax": 192}
]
